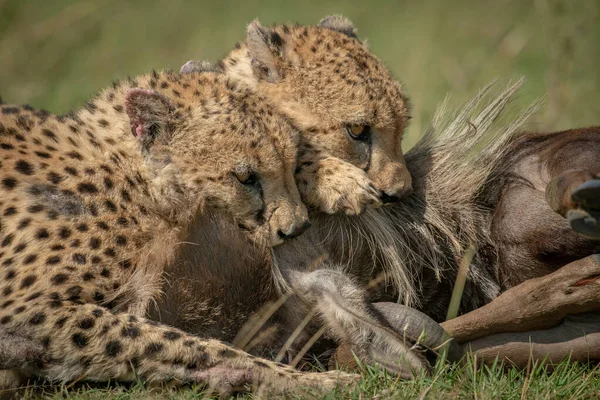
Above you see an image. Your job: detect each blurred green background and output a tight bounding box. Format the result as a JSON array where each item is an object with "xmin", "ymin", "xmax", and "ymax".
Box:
[{"xmin": 1, "ymin": 0, "xmax": 598, "ymax": 147}]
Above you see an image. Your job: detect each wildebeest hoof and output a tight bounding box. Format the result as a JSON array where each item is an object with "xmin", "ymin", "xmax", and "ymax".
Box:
[
  {"xmin": 568, "ymin": 179, "xmax": 600, "ymax": 239},
  {"xmin": 567, "ymin": 208, "xmax": 600, "ymax": 239},
  {"xmin": 329, "ymin": 302, "xmax": 462, "ymax": 377}
]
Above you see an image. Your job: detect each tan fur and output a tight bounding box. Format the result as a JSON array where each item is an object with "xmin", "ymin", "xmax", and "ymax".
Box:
[{"xmin": 0, "ymin": 72, "xmax": 357, "ymax": 394}]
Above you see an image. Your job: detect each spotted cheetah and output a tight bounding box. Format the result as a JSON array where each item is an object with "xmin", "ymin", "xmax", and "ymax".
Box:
[
  {"xmin": 183, "ymin": 15, "xmax": 412, "ymax": 216},
  {"xmin": 0, "ymin": 70, "xmax": 357, "ymax": 394}
]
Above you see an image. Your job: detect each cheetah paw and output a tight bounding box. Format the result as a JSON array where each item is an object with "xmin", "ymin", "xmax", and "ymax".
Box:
[{"xmin": 316, "ymin": 167, "xmax": 382, "ymax": 215}]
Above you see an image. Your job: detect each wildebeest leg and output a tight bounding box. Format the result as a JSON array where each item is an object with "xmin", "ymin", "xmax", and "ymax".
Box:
[
  {"xmin": 441, "ymin": 254, "xmax": 600, "ymax": 343},
  {"xmin": 285, "ymin": 269, "xmax": 429, "ymax": 378},
  {"xmin": 464, "ymin": 312, "xmax": 600, "ymax": 368}
]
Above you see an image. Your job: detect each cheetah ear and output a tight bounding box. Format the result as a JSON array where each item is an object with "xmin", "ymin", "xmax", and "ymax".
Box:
[
  {"xmin": 318, "ymin": 15, "xmax": 358, "ymax": 39},
  {"xmin": 246, "ymin": 20, "xmax": 283, "ymax": 83},
  {"xmin": 125, "ymin": 88, "xmax": 175, "ymax": 151},
  {"xmin": 179, "ymin": 60, "xmax": 221, "ymax": 75}
]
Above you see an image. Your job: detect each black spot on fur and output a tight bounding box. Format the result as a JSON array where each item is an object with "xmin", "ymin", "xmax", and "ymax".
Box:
[
  {"xmin": 64, "ymin": 166, "xmax": 78, "ymax": 176},
  {"xmin": 163, "ymin": 331, "xmax": 182, "ymax": 341},
  {"xmin": 27, "ymin": 204, "xmax": 44, "ymax": 213},
  {"xmin": 115, "ymin": 236, "xmax": 127, "ymax": 246},
  {"xmin": 144, "ymin": 342, "xmax": 164, "ymax": 355},
  {"xmin": 29, "ymin": 312, "xmax": 46, "ymax": 325},
  {"xmin": 3, "ymin": 207, "xmax": 17, "ymax": 216},
  {"xmin": 15, "ymin": 160, "xmax": 34, "ymax": 175},
  {"xmin": 76, "ymin": 223, "xmax": 88, "ymax": 232},
  {"xmin": 103, "ymin": 248, "xmax": 116, "ymax": 258},
  {"xmin": 35, "ymin": 228, "xmax": 50, "ymax": 239},
  {"xmin": 93, "ymin": 291, "xmax": 104, "ymax": 302},
  {"xmin": 1, "ymin": 107, "xmax": 18, "ymax": 114},
  {"xmin": 20, "ymin": 274, "xmax": 37, "ymax": 288},
  {"xmin": 23, "ymin": 255, "xmax": 37, "ymax": 265},
  {"xmin": 1, "ymin": 177, "xmax": 17, "ymax": 190},
  {"xmin": 51, "ymin": 274, "xmax": 69, "ymax": 284},
  {"xmin": 35, "ymin": 151, "xmax": 51, "ymax": 159},
  {"xmin": 92, "ymin": 308, "xmax": 103, "ymax": 318},
  {"xmin": 103, "ymin": 178, "xmax": 114, "ymax": 190},
  {"xmin": 121, "ymin": 326, "xmax": 141, "ymax": 338},
  {"xmin": 41, "ymin": 129, "xmax": 58, "ymax": 142},
  {"xmin": 59, "ymin": 227, "xmax": 72, "ymax": 239},
  {"xmin": 1, "ymin": 234, "xmax": 14, "ymax": 247},
  {"xmin": 89, "ymin": 237, "xmax": 101, "ymax": 249},
  {"xmin": 66, "ymin": 285, "xmax": 82, "ymax": 301},
  {"xmin": 72, "ymin": 333, "xmax": 89, "ymax": 347},
  {"xmin": 78, "ymin": 318, "xmax": 95, "ymax": 330},
  {"xmin": 82, "ymin": 272, "xmax": 94, "ymax": 281},
  {"xmin": 121, "ymin": 190, "xmax": 131, "ymax": 202},
  {"xmin": 47, "ymin": 172, "xmax": 64, "ymax": 184},
  {"xmin": 73, "ymin": 253, "xmax": 86, "ymax": 264},
  {"xmin": 17, "ymin": 218, "xmax": 31, "ymax": 229},
  {"xmin": 77, "ymin": 183, "xmax": 98, "ymax": 194},
  {"xmin": 66, "ymin": 151, "xmax": 83, "ymax": 161},
  {"xmin": 104, "ymin": 200, "xmax": 116, "ymax": 212},
  {"xmin": 46, "ymin": 255, "xmax": 61, "ymax": 265}
]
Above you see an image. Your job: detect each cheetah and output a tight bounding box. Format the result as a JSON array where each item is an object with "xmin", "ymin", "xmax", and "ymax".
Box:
[
  {"xmin": 0, "ymin": 70, "xmax": 357, "ymax": 394},
  {"xmin": 183, "ymin": 15, "xmax": 412, "ymax": 216}
]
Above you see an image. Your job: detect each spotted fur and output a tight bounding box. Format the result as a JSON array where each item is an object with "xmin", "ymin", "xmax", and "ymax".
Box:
[
  {"xmin": 0, "ymin": 71, "xmax": 357, "ymax": 394},
  {"xmin": 187, "ymin": 15, "xmax": 413, "ymax": 215}
]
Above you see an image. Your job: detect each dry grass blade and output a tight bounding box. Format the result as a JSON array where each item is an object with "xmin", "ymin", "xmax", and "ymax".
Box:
[
  {"xmin": 275, "ymin": 310, "xmax": 317, "ymax": 363},
  {"xmin": 232, "ymin": 293, "xmax": 290, "ymax": 351},
  {"xmin": 445, "ymin": 245, "xmax": 476, "ymax": 321},
  {"xmin": 291, "ymin": 326, "xmax": 328, "ymax": 368}
]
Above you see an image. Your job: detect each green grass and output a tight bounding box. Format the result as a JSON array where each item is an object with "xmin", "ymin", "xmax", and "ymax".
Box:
[
  {"xmin": 10, "ymin": 357, "xmax": 600, "ymax": 399},
  {"xmin": 1, "ymin": 0, "xmax": 599, "ymax": 398}
]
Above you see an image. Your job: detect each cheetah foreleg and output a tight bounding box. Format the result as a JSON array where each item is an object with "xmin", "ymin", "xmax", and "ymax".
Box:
[{"xmin": 4, "ymin": 302, "xmax": 356, "ymax": 396}]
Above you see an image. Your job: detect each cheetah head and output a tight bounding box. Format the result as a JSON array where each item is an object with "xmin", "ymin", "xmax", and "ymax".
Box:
[
  {"xmin": 124, "ymin": 78, "xmax": 309, "ymax": 247},
  {"xmin": 219, "ymin": 16, "xmax": 413, "ymax": 204}
]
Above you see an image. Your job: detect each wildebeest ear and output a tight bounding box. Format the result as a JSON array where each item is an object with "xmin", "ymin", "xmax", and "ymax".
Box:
[
  {"xmin": 125, "ymin": 88, "xmax": 175, "ymax": 151},
  {"xmin": 246, "ymin": 19, "xmax": 283, "ymax": 83},
  {"xmin": 179, "ymin": 60, "xmax": 221, "ymax": 75},
  {"xmin": 318, "ymin": 15, "xmax": 358, "ymax": 38}
]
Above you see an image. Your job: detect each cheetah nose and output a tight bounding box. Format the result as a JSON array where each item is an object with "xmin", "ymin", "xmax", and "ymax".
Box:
[
  {"xmin": 277, "ymin": 220, "xmax": 312, "ymax": 241},
  {"xmin": 380, "ymin": 186, "xmax": 413, "ymax": 204}
]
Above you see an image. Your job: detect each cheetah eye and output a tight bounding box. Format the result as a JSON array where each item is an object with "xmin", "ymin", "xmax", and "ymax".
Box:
[
  {"xmin": 235, "ymin": 171, "xmax": 258, "ymax": 186},
  {"xmin": 345, "ymin": 124, "xmax": 371, "ymax": 141}
]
